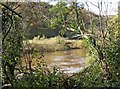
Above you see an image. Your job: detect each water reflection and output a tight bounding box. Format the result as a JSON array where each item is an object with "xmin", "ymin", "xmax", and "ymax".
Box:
[{"xmin": 43, "ymin": 49, "xmax": 87, "ymax": 75}]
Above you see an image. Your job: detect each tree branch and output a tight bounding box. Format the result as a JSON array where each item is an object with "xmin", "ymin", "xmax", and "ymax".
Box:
[{"xmin": 0, "ymin": 3, "xmax": 22, "ymax": 18}]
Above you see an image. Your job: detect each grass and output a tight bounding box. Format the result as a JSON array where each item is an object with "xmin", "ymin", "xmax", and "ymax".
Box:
[{"xmin": 25, "ymin": 36, "xmax": 84, "ymax": 52}]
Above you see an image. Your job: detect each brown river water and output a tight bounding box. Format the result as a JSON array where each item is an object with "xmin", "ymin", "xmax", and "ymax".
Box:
[{"xmin": 42, "ymin": 49, "xmax": 87, "ymax": 75}]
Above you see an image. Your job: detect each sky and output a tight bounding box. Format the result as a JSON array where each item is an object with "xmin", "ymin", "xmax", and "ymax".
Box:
[{"xmin": 39, "ymin": 0, "xmax": 120, "ymax": 15}]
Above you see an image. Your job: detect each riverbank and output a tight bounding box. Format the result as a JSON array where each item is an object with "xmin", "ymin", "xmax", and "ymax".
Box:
[{"xmin": 25, "ymin": 36, "xmax": 85, "ymax": 52}]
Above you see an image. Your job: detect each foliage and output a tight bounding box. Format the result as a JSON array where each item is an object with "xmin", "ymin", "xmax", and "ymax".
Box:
[
  {"xmin": 49, "ymin": 2, "xmax": 68, "ymax": 29},
  {"xmin": 12, "ymin": 59, "xmax": 66, "ymax": 89},
  {"xmin": 2, "ymin": 2, "xmax": 23, "ymax": 86},
  {"xmin": 48, "ymin": 1, "xmax": 88, "ymax": 36},
  {"xmin": 21, "ymin": 2, "xmax": 52, "ymax": 39}
]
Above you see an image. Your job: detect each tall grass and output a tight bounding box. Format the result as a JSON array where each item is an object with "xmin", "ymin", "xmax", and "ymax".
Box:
[{"xmin": 26, "ymin": 36, "xmax": 84, "ymax": 52}]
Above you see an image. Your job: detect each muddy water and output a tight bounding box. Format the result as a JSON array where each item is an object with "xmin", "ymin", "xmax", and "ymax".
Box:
[{"xmin": 43, "ymin": 49, "xmax": 87, "ymax": 75}]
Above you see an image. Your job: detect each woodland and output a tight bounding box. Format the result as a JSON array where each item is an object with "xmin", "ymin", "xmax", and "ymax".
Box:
[{"xmin": 0, "ymin": 1, "xmax": 120, "ymax": 89}]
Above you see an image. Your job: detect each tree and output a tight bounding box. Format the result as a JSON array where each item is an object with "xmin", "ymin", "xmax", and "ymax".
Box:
[
  {"xmin": 49, "ymin": 1, "xmax": 88, "ymax": 37},
  {"xmin": 1, "ymin": 2, "xmax": 23, "ymax": 86},
  {"xmin": 84, "ymin": 1, "xmax": 120, "ymax": 82},
  {"xmin": 20, "ymin": 2, "xmax": 51, "ymax": 39}
]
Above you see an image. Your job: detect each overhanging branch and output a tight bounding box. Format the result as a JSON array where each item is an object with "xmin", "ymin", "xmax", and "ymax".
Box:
[{"xmin": 0, "ymin": 3, "xmax": 22, "ymax": 18}]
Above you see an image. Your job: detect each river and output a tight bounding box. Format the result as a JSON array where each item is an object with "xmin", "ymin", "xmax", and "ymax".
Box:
[{"xmin": 42, "ymin": 49, "xmax": 87, "ymax": 75}]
